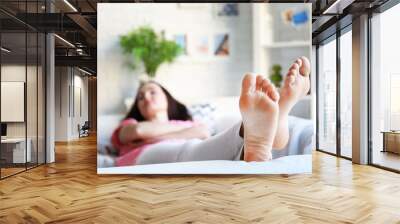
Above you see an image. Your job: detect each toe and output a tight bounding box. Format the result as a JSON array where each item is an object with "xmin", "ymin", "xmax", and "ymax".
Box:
[
  {"xmin": 296, "ymin": 58, "xmax": 302, "ymax": 67},
  {"xmin": 287, "ymin": 74, "xmax": 296, "ymax": 85},
  {"xmin": 261, "ymin": 79, "xmax": 279, "ymax": 102},
  {"xmin": 261, "ymin": 78, "xmax": 270, "ymax": 93},
  {"xmin": 241, "ymin": 73, "xmax": 256, "ymax": 94},
  {"xmin": 284, "ymin": 68, "xmax": 297, "ymax": 86},
  {"xmin": 286, "ymin": 63, "xmax": 299, "ymax": 81},
  {"xmin": 290, "ymin": 67, "xmax": 298, "ymax": 76},
  {"xmin": 290, "ymin": 62, "xmax": 300, "ymax": 72},
  {"xmin": 299, "ymin": 56, "xmax": 311, "ymax": 77},
  {"xmin": 268, "ymin": 84, "xmax": 280, "ymax": 102},
  {"xmin": 256, "ymin": 75, "xmax": 263, "ymax": 91}
]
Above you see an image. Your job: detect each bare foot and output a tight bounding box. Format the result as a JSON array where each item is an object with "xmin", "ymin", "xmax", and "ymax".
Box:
[
  {"xmin": 239, "ymin": 74, "xmax": 280, "ymax": 162},
  {"xmin": 270, "ymin": 57, "xmax": 311, "ymax": 150},
  {"xmin": 279, "ymin": 56, "xmax": 311, "ymax": 114}
]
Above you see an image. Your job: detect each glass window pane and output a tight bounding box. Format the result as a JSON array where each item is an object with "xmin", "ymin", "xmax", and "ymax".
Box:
[
  {"xmin": 340, "ymin": 30, "xmax": 352, "ymax": 158},
  {"xmin": 1, "ymin": 30, "xmax": 27, "ymax": 177},
  {"xmin": 318, "ymin": 38, "xmax": 337, "ymax": 154},
  {"xmin": 0, "ymin": 1, "xmax": 46, "ymax": 179},
  {"xmin": 27, "ymin": 31, "xmax": 38, "ymax": 169},
  {"xmin": 371, "ymin": 3, "xmax": 400, "ymax": 171},
  {"xmin": 26, "ymin": 0, "xmax": 41, "ymax": 169},
  {"xmin": 38, "ymin": 33, "xmax": 46, "ymax": 165}
]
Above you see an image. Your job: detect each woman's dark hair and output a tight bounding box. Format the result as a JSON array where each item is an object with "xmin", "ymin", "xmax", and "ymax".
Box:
[{"xmin": 125, "ymin": 81, "xmax": 192, "ymax": 121}]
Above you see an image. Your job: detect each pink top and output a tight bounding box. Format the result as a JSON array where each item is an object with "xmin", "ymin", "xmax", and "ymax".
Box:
[{"xmin": 111, "ymin": 118, "xmax": 195, "ymax": 166}]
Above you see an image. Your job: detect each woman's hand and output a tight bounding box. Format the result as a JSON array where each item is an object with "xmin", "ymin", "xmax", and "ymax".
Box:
[
  {"xmin": 125, "ymin": 138, "xmax": 163, "ymax": 149},
  {"xmin": 119, "ymin": 121, "xmax": 192, "ymax": 144},
  {"xmin": 157, "ymin": 123, "xmax": 210, "ymax": 141}
]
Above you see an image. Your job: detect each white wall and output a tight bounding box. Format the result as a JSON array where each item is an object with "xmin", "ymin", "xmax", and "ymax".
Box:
[
  {"xmin": 55, "ymin": 67, "xmax": 69, "ymax": 141},
  {"xmin": 73, "ymin": 73, "xmax": 89, "ymax": 137},
  {"xmin": 252, "ymin": 4, "xmax": 311, "ymax": 82},
  {"xmin": 55, "ymin": 67, "xmax": 89, "ymax": 141},
  {"xmin": 98, "ymin": 3, "xmax": 253, "ymax": 115}
]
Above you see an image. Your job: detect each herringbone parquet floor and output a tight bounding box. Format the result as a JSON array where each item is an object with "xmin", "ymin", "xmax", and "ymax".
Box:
[{"xmin": 1, "ymin": 135, "xmax": 400, "ymax": 223}]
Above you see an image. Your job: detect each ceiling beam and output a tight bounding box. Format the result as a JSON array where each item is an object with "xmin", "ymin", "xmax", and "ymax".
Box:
[
  {"xmin": 67, "ymin": 13, "xmax": 97, "ymax": 39},
  {"xmin": 55, "ymin": 55, "xmax": 96, "ymax": 71},
  {"xmin": 13, "ymin": 13, "xmax": 82, "ymax": 32},
  {"xmin": 322, "ymin": 0, "xmax": 356, "ymax": 14}
]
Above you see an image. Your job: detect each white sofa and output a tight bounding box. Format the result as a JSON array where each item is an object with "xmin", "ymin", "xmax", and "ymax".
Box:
[{"xmin": 97, "ymin": 96, "xmax": 314, "ymax": 174}]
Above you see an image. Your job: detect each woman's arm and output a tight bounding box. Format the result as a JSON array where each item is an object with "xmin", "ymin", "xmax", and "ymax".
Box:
[
  {"xmin": 118, "ymin": 121, "xmax": 190, "ymax": 144},
  {"xmin": 156, "ymin": 123, "xmax": 210, "ymax": 141}
]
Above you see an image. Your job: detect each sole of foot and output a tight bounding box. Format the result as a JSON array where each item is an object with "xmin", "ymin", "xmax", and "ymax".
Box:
[{"xmin": 239, "ymin": 74, "xmax": 280, "ymax": 162}]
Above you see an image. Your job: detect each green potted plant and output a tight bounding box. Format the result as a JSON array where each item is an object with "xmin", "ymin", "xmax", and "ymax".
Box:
[
  {"xmin": 119, "ymin": 26, "xmax": 181, "ymax": 79},
  {"xmin": 270, "ymin": 64, "xmax": 283, "ymax": 88}
]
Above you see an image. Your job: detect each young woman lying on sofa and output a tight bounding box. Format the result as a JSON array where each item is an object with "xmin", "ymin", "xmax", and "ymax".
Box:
[{"xmin": 108, "ymin": 56, "xmax": 311, "ymax": 167}]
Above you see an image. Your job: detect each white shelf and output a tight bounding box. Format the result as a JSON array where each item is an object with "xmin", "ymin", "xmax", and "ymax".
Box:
[{"xmin": 262, "ymin": 41, "xmax": 309, "ymax": 48}]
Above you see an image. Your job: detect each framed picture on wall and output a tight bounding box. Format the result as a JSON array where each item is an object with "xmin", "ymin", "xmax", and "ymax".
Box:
[
  {"xmin": 191, "ymin": 35, "xmax": 209, "ymax": 57},
  {"xmin": 174, "ymin": 34, "xmax": 188, "ymax": 55},
  {"xmin": 213, "ymin": 3, "xmax": 239, "ymax": 17},
  {"xmin": 213, "ymin": 33, "xmax": 230, "ymax": 57}
]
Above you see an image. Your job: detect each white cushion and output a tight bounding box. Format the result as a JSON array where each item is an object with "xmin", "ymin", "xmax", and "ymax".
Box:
[
  {"xmin": 97, "ymin": 114, "xmax": 124, "ymax": 147},
  {"xmin": 188, "ymin": 103, "xmax": 217, "ymax": 135},
  {"xmin": 124, "ymin": 98, "xmax": 134, "ymax": 113}
]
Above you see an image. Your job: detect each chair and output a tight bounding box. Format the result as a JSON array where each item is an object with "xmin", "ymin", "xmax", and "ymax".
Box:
[{"xmin": 78, "ymin": 121, "xmax": 90, "ymax": 138}]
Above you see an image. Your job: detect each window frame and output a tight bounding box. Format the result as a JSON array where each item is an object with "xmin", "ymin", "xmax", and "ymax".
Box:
[{"xmin": 315, "ymin": 24, "xmax": 352, "ymax": 161}]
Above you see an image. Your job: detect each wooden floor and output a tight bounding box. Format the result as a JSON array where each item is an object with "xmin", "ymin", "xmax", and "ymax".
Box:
[
  {"xmin": 372, "ymin": 150, "xmax": 400, "ymax": 171},
  {"xmin": 1, "ymin": 167, "xmax": 26, "ymax": 178},
  {"xmin": 1, "ymin": 163, "xmax": 44, "ymax": 178},
  {"xmin": 1, "ymin": 135, "xmax": 400, "ymax": 223}
]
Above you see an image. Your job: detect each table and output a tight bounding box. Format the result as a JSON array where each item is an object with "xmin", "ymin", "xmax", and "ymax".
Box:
[
  {"xmin": 381, "ymin": 131, "xmax": 400, "ymax": 154},
  {"xmin": 1, "ymin": 138, "xmax": 31, "ymax": 163}
]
